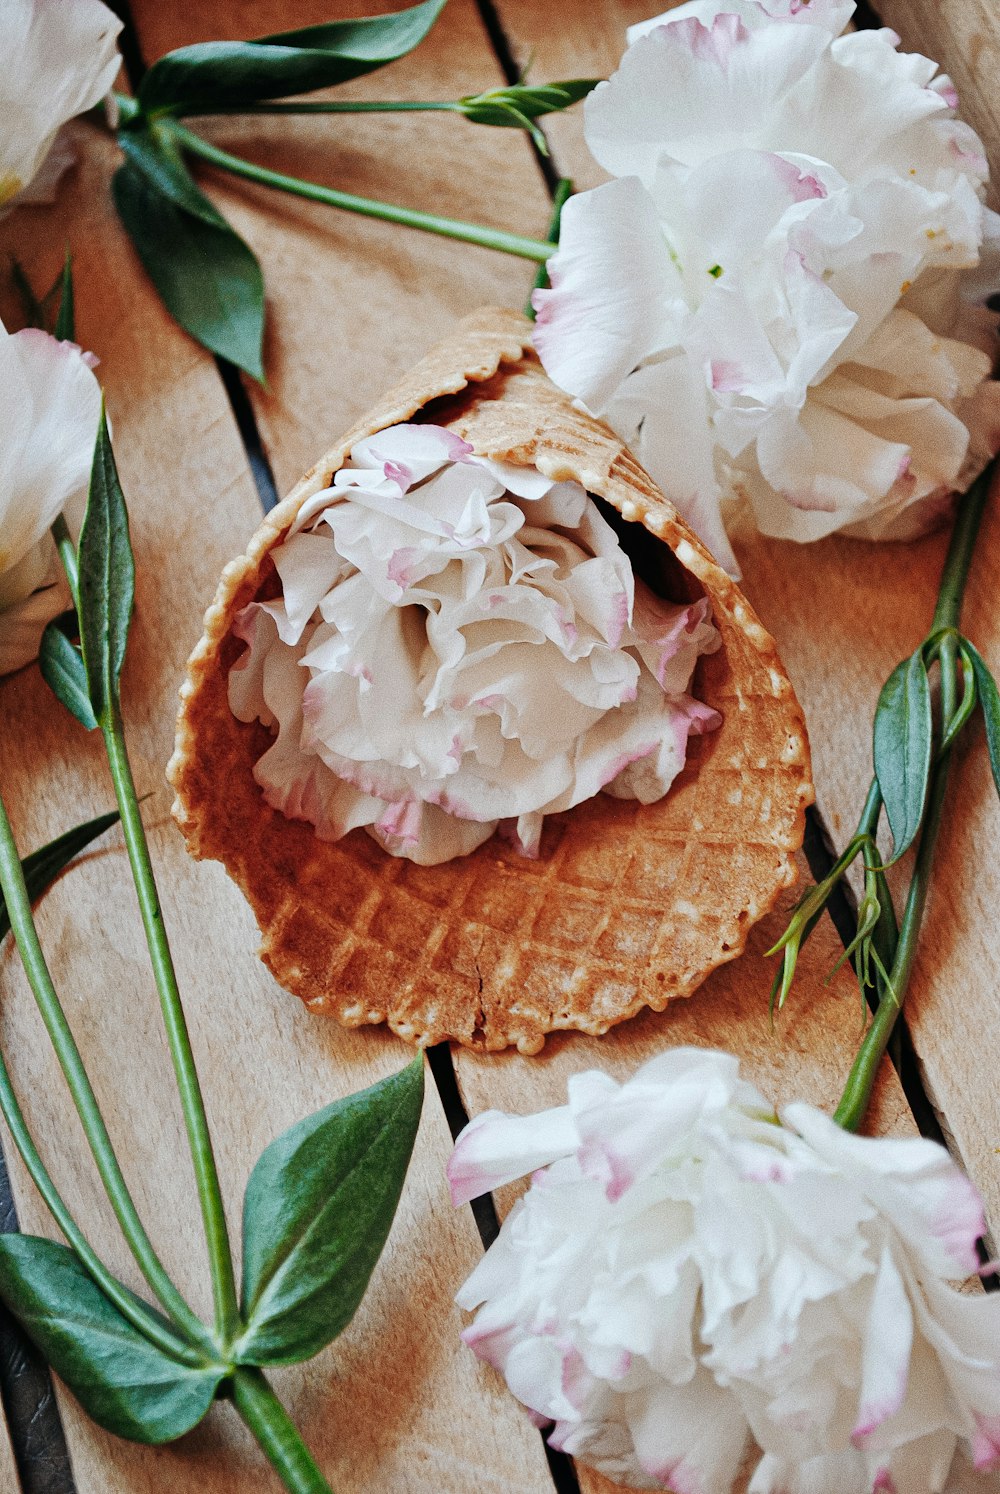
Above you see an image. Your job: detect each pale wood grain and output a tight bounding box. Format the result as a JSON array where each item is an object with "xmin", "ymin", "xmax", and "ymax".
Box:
[
  {"xmin": 0, "ymin": 116, "xmax": 553, "ymax": 1494},
  {"xmin": 0, "ymin": 1406, "xmax": 18, "ymax": 1494},
  {"xmin": 482, "ymin": 0, "xmax": 1000, "ymax": 1243}
]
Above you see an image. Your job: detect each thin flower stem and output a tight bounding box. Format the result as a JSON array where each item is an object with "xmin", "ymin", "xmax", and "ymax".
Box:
[
  {"xmin": 833, "ymin": 465, "xmax": 995, "ymax": 1132},
  {"xmin": 101, "ymin": 707, "xmax": 240, "ymax": 1347},
  {"xmin": 182, "ymin": 99, "xmax": 459, "ymax": 116},
  {"xmin": 230, "ymin": 1368, "xmax": 334, "ymax": 1494},
  {"xmin": 0, "ymin": 995, "xmax": 205, "ymax": 1362},
  {"xmin": 169, "ymin": 122, "xmax": 555, "ymax": 263},
  {"xmin": 0, "ymin": 792, "xmax": 211, "ymax": 1351},
  {"xmin": 50, "ymin": 515, "xmax": 79, "ymax": 611}
]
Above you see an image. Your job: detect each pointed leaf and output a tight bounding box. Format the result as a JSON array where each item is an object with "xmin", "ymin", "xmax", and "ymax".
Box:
[
  {"xmin": 238, "ymin": 1059, "xmax": 424, "ymax": 1366},
  {"xmin": 1, "ymin": 811, "xmax": 119, "ymax": 944},
  {"xmin": 112, "ymin": 159, "xmax": 265, "ymax": 380},
  {"xmin": 963, "ymin": 639, "xmax": 1000, "ymax": 801},
  {"xmin": 137, "ymin": 0, "xmax": 447, "ymax": 115},
  {"xmin": 119, "ymin": 125, "xmax": 228, "ymax": 224},
  {"xmin": 459, "ymin": 79, "xmax": 599, "ymax": 128},
  {"xmin": 53, "ymin": 252, "xmax": 75, "ymax": 343},
  {"xmin": 0, "ymin": 1236, "xmax": 222, "ymax": 1443},
  {"xmin": 77, "ymin": 407, "xmax": 135, "ymax": 726},
  {"xmin": 39, "ymin": 618, "xmax": 97, "ymax": 730},
  {"xmin": 873, "ymin": 649, "xmax": 932, "ymax": 860}
]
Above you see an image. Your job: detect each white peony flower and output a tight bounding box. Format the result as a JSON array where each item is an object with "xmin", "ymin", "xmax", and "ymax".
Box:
[
  {"xmin": 533, "ymin": 0, "xmax": 1000, "ymax": 574},
  {"xmin": 0, "ymin": 321, "xmax": 102, "ymax": 676},
  {"xmin": 228, "ymin": 423, "xmax": 721, "ymax": 865},
  {"xmin": 0, "ymin": 0, "xmax": 122, "ymax": 211},
  {"xmin": 450, "ymin": 1047, "xmax": 1000, "ymax": 1494}
]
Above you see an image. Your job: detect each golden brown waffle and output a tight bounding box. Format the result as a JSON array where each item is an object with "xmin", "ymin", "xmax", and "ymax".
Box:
[{"xmin": 168, "ymin": 308, "xmax": 813, "ymax": 1053}]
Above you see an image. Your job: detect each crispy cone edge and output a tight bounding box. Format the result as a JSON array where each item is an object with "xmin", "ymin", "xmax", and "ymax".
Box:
[{"xmin": 168, "ymin": 307, "xmax": 814, "ymax": 1053}]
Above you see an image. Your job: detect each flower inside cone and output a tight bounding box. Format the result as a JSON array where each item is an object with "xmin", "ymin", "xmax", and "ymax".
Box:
[{"xmin": 228, "ymin": 423, "xmax": 721, "ymax": 866}]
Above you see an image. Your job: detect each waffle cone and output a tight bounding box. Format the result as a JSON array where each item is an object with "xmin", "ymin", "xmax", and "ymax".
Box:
[{"xmin": 168, "ymin": 308, "xmax": 813, "ymax": 1053}]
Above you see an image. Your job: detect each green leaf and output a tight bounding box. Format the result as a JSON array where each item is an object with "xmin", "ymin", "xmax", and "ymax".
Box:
[
  {"xmin": 237, "ymin": 1059, "xmax": 424, "ymax": 1366},
  {"xmin": 39, "ymin": 616, "xmax": 97, "ymax": 731},
  {"xmin": 460, "ymin": 79, "xmax": 598, "ymax": 129},
  {"xmin": 77, "ymin": 406, "xmax": 136, "ymax": 726},
  {"xmin": 0, "ymin": 1235, "xmax": 222, "ymax": 1443},
  {"xmin": 137, "ymin": 0, "xmax": 447, "ymax": 116},
  {"xmin": 119, "ymin": 125, "xmax": 227, "ymax": 222},
  {"xmin": 963, "ymin": 639, "xmax": 1000, "ymax": 801},
  {"xmin": 0, "ymin": 811, "xmax": 119, "ymax": 944},
  {"xmin": 873, "ymin": 649, "xmax": 932, "ymax": 860},
  {"xmin": 112, "ymin": 156, "xmax": 265, "ymax": 380},
  {"xmin": 53, "ymin": 251, "xmax": 75, "ymax": 343}
]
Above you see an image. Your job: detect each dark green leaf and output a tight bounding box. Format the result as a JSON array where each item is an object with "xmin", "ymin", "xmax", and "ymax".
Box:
[
  {"xmin": 873, "ymin": 649, "xmax": 932, "ymax": 860},
  {"xmin": 77, "ymin": 406, "xmax": 136, "ymax": 726},
  {"xmin": 39, "ymin": 617, "xmax": 97, "ymax": 731},
  {"xmin": 119, "ymin": 125, "xmax": 227, "ymax": 223},
  {"xmin": 54, "ymin": 252, "xmax": 75, "ymax": 342},
  {"xmin": 238, "ymin": 1059, "xmax": 424, "ymax": 1366},
  {"xmin": 0, "ymin": 811, "xmax": 119, "ymax": 944},
  {"xmin": 137, "ymin": 0, "xmax": 447, "ymax": 115},
  {"xmin": 112, "ymin": 158, "xmax": 265, "ymax": 380},
  {"xmin": 0, "ymin": 1235, "xmax": 222, "ymax": 1443},
  {"xmin": 963, "ymin": 639, "xmax": 1000, "ymax": 801}
]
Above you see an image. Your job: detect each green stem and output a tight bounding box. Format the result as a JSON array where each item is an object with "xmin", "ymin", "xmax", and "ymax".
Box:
[
  {"xmin": 170, "ymin": 121, "xmax": 555, "ymax": 263},
  {"xmin": 0, "ymin": 793, "xmax": 211, "ymax": 1351},
  {"xmin": 230, "ymin": 1368, "xmax": 333, "ymax": 1494},
  {"xmin": 51, "ymin": 516, "xmax": 79, "ymax": 612},
  {"xmin": 0, "ymin": 1005, "xmax": 204, "ymax": 1362},
  {"xmin": 181, "ymin": 99, "xmax": 460, "ymax": 116},
  {"xmin": 527, "ymin": 176, "xmax": 572, "ymax": 316},
  {"xmin": 102, "ymin": 708, "xmax": 240, "ymax": 1346},
  {"xmin": 833, "ymin": 464, "xmax": 995, "ymax": 1131}
]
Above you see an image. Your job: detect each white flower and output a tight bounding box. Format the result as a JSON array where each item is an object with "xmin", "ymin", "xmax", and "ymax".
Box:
[
  {"xmin": 0, "ymin": 322, "xmax": 102, "ymax": 676},
  {"xmin": 0, "ymin": 0, "xmax": 122, "ymax": 211},
  {"xmin": 533, "ymin": 0, "xmax": 1000, "ymax": 574},
  {"xmin": 450, "ymin": 1047, "xmax": 1000, "ymax": 1494},
  {"xmin": 228, "ymin": 423, "xmax": 720, "ymax": 865}
]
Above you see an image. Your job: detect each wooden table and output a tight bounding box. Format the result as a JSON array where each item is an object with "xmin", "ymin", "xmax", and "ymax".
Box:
[{"xmin": 0, "ymin": 2, "xmax": 997, "ymax": 1491}]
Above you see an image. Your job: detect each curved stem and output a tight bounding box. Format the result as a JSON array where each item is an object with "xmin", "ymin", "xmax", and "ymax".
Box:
[
  {"xmin": 833, "ymin": 462, "xmax": 996, "ymax": 1131},
  {"xmin": 0, "ymin": 793, "xmax": 211, "ymax": 1351},
  {"xmin": 230, "ymin": 1368, "xmax": 333, "ymax": 1494},
  {"xmin": 169, "ymin": 122, "xmax": 555, "ymax": 263},
  {"xmin": 102, "ymin": 709, "xmax": 240, "ymax": 1347},
  {"xmin": 0, "ymin": 1030, "xmax": 204, "ymax": 1363},
  {"xmin": 50, "ymin": 516, "xmax": 79, "ymax": 611}
]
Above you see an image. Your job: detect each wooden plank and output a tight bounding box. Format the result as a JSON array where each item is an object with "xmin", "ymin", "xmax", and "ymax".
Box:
[
  {"xmin": 0, "ymin": 112, "xmax": 552, "ymax": 1494},
  {"xmin": 0, "ymin": 1404, "xmax": 19, "ymax": 1494},
  {"xmin": 481, "ymin": 0, "xmax": 1000, "ymax": 1247}
]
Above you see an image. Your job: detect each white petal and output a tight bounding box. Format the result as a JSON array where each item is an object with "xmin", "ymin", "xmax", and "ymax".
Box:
[
  {"xmin": 447, "ymin": 1104, "xmax": 579, "ymax": 1206},
  {"xmin": 533, "ymin": 177, "xmax": 681, "ymax": 412},
  {"xmin": 0, "ymin": 0, "xmax": 121, "ymax": 203}
]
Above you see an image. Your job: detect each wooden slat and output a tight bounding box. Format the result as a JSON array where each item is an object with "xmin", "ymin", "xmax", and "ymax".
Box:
[
  {"xmin": 481, "ymin": 0, "xmax": 1000, "ymax": 1247},
  {"xmin": 0, "ymin": 1405, "xmax": 19, "ymax": 1494},
  {"xmin": 0, "ymin": 109, "xmax": 552, "ymax": 1494}
]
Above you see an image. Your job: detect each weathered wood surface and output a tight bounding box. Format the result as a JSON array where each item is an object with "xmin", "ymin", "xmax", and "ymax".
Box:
[
  {"xmin": 0, "ymin": 1, "xmax": 995, "ymax": 1492},
  {"xmin": 490, "ymin": 0, "xmax": 1000, "ymax": 1239}
]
